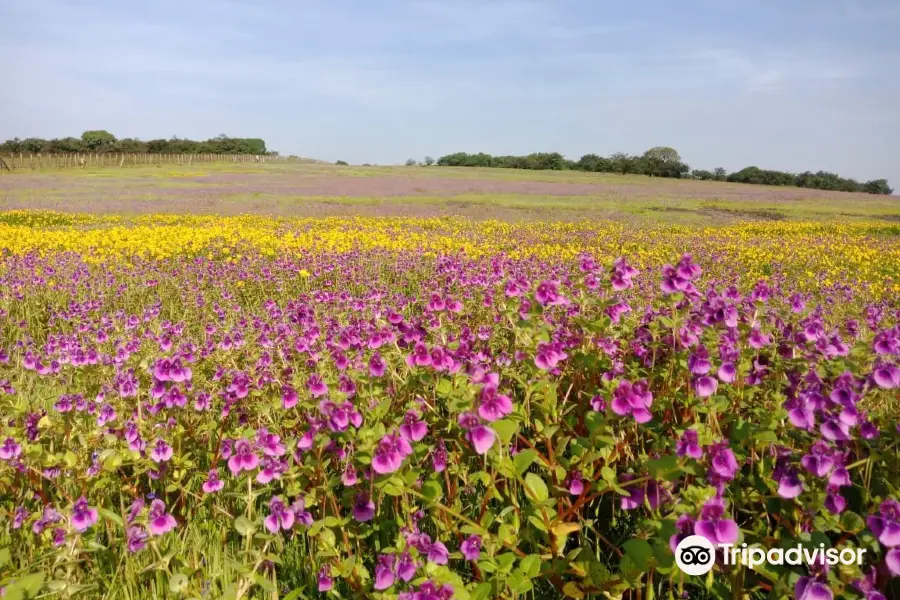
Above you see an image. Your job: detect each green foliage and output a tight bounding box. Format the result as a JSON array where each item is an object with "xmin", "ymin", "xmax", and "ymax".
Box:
[
  {"xmin": 433, "ymin": 149, "xmax": 892, "ymax": 194},
  {"xmin": 0, "ymin": 133, "xmax": 272, "ymax": 155}
]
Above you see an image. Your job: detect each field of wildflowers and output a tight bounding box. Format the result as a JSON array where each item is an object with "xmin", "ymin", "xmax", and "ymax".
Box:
[{"xmin": 1, "ymin": 209, "xmax": 899, "ymax": 599}]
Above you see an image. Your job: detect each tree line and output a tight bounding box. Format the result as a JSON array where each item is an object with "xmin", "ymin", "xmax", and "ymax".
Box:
[
  {"xmin": 0, "ymin": 131, "xmax": 270, "ymax": 156},
  {"xmin": 433, "ymin": 147, "xmax": 893, "ymax": 195}
]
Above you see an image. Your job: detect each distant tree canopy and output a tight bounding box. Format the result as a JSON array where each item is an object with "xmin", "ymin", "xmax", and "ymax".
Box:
[
  {"xmin": 0, "ymin": 132, "xmax": 271, "ymax": 155},
  {"xmin": 435, "ymin": 149, "xmax": 893, "ymax": 195}
]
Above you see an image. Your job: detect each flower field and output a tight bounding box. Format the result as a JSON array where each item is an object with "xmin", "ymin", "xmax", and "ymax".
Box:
[{"xmin": 1, "ymin": 210, "xmax": 899, "ymax": 599}]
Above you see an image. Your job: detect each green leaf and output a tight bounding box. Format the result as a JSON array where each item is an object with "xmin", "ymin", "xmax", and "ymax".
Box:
[
  {"xmin": 514, "ymin": 449, "xmax": 538, "ymax": 476},
  {"xmin": 4, "ymin": 572, "xmax": 45, "ymax": 600},
  {"xmin": 527, "ymin": 515, "xmax": 548, "ymax": 532},
  {"xmin": 63, "ymin": 450, "xmax": 77, "ymax": 468},
  {"xmin": 169, "ymin": 573, "xmax": 188, "ymax": 594},
  {"xmin": 601, "ymin": 466, "xmax": 617, "ymax": 483},
  {"xmin": 647, "ymin": 454, "xmax": 679, "ymax": 478},
  {"xmin": 0, "ymin": 547, "xmax": 9, "ymax": 568},
  {"xmin": 382, "ymin": 480, "xmax": 404, "ymax": 496},
  {"xmin": 523, "ymin": 473, "xmax": 549, "ymax": 503},
  {"xmin": 493, "ymin": 419, "xmax": 518, "ymax": 445},
  {"xmin": 436, "ymin": 378, "xmax": 453, "ymax": 397},
  {"xmin": 623, "ymin": 539, "xmax": 654, "ymax": 570},
  {"xmin": 98, "ymin": 507, "xmax": 124, "ymax": 528},
  {"xmin": 840, "ymin": 511, "xmax": 866, "ymax": 533},
  {"xmin": 754, "ymin": 430, "xmax": 778, "ymax": 444},
  {"xmin": 234, "ymin": 516, "xmax": 256, "ymax": 537},
  {"xmin": 517, "ymin": 554, "xmax": 542, "ymax": 579},
  {"xmin": 421, "ymin": 480, "xmax": 443, "ymax": 503},
  {"xmin": 103, "ymin": 452, "xmax": 123, "ymax": 471},
  {"xmin": 507, "ymin": 573, "xmax": 533, "ymax": 594},
  {"xmin": 470, "ymin": 582, "xmax": 495, "ymax": 600},
  {"xmin": 496, "ymin": 552, "xmax": 517, "ymax": 572},
  {"xmin": 282, "ymin": 588, "xmax": 310, "ymax": 600}
]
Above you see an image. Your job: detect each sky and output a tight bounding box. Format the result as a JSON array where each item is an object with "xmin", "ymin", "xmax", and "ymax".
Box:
[{"xmin": 1, "ymin": 0, "xmax": 899, "ymax": 185}]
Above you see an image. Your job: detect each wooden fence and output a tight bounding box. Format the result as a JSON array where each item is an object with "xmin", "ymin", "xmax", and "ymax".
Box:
[{"xmin": 0, "ymin": 153, "xmax": 326, "ymax": 172}]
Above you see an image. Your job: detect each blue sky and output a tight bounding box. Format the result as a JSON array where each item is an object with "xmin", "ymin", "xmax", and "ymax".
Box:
[{"xmin": 1, "ymin": 0, "xmax": 898, "ymax": 185}]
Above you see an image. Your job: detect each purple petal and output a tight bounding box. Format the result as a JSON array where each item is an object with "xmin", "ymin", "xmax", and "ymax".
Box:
[{"xmin": 470, "ymin": 425, "xmax": 496, "ymax": 455}]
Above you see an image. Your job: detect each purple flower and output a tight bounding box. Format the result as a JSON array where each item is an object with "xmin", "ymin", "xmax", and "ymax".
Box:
[
  {"xmin": 342, "ymin": 464, "xmax": 358, "ymax": 486},
  {"xmin": 460, "ymin": 535, "xmax": 482, "ymax": 560},
  {"xmin": 369, "ymin": 352, "xmax": 386, "ymax": 377},
  {"xmin": 872, "ymin": 364, "xmax": 899, "ymax": 389},
  {"xmin": 33, "ymin": 505, "xmax": 62, "ymax": 534},
  {"xmin": 318, "ymin": 567, "xmax": 333, "ymax": 592},
  {"xmin": 432, "ymin": 441, "xmax": 448, "ymax": 472},
  {"xmin": 825, "ymin": 491, "xmax": 847, "ymax": 515},
  {"xmin": 717, "ymin": 362, "xmax": 737, "ymax": 383},
  {"xmin": 853, "ymin": 567, "xmax": 887, "ymax": 600},
  {"xmin": 227, "ymin": 439, "xmax": 259, "ymax": 476},
  {"xmin": 695, "ymin": 496, "xmax": 739, "ymax": 545},
  {"xmin": 70, "ymin": 497, "xmax": 98, "ymax": 532},
  {"xmin": 669, "ymin": 514, "xmax": 696, "ymax": 554},
  {"xmin": 695, "ymin": 376, "xmax": 718, "ymax": 398},
  {"xmin": 202, "ymin": 469, "xmax": 224, "ymax": 494},
  {"xmin": 127, "ymin": 525, "xmax": 148, "ymax": 553},
  {"xmin": 427, "ymin": 541, "xmax": 449, "ymax": 565},
  {"xmin": 396, "ymin": 551, "xmax": 418, "ymax": 581},
  {"xmin": 12, "ymin": 506, "xmax": 28, "ymax": 529},
  {"xmin": 256, "ymin": 428, "xmax": 286, "ymax": 457},
  {"xmin": 468, "ymin": 424, "xmax": 496, "ymax": 455},
  {"xmin": 372, "ymin": 433, "xmax": 413, "ymax": 474},
  {"xmin": 621, "ymin": 484, "xmax": 644, "ymax": 510},
  {"xmin": 290, "ymin": 497, "xmax": 313, "ymax": 526},
  {"xmin": 801, "ymin": 442, "xmax": 835, "ymax": 478},
  {"xmin": 281, "ymin": 385, "xmax": 298, "ymax": 409},
  {"xmin": 534, "ymin": 342, "xmax": 567, "ymax": 371},
  {"xmin": 150, "ymin": 439, "xmax": 173, "ymax": 463},
  {"xmin": 688, "ymin": 347, "xmax": 712, "ymax": 375},
  {"xmin": 307, "ymin": 374, "xmax": 328, "ymax": 398},
  {"xmin": 777, "ymin": 471, "xmax": 804, "ymax": 499},
  {"xmin": 264, "ymin": 496, "xmax": 295, "ymax": 533},
  {"xmin": 96, "ymin": 404, "xmax": 117, "ymax": 426},
  {"xmin": 353, "ymin": 493, "xmax": 375, "ymax": 522},
  {"xmin": 374, "ymin": 554, "xmax": 396, "ymax": 590},
  {"xmin": 53, "ymin": 527, "xmax": 66, "ymax": 546},
  {"xmin": 0, "ymin": 437, "xmax": 22, "ymax": 460},
  {"xmin": 886, "ymin": 547, "xmax": 900, "ymax": 576},
  {"xmin": 867, "ymin": 500, "xmax": 900, "ymax": 547},
  {"xmin": 707, "ymin": 442, "xmax": 739, "ymax": 486},
  {"xmin": 399, "ymin": 410, "xmax": 428, "ymax": 442},
  {"xmin": 478, "ymin": 383, "xmax": 513, "ymax": 422},
  {"xmin": 610, "ymin": 379, "xmax": 653, "ymax": 423},
  {"xmin": 795, "ymin": 576, "xmax": 833, "ymax": 600},
  {"xmin": 567, "ymin": 472, "xmax": 585, "ymax": 496},
  {"xmin": 676, "ymin": 430, "xmax": 703, "ymax": 460},
  {"xmin": 148, "ymin": 499, "xmax": 177, "ymax": 536}
]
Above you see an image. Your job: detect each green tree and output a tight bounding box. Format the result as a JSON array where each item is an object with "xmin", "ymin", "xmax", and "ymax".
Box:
[
  {"xmin": 81, "ymin": 130, "xmax": 117, "ymax": 152},
  {"xmin": 642, "ymin": 146, "xmax": 686, "ymax": 177},
  {"xmin": 863, "ymin": 179, "xmax": 893, "ymax": 195},
  {"xmin": 423, "ymin": 156, "xmax": 435, "ymax": 166}
]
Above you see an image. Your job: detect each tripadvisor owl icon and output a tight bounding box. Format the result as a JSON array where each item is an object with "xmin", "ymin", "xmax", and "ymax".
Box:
[{"xmin": 675, "ymin": 535, "xmax": 716, "ymax": 576}]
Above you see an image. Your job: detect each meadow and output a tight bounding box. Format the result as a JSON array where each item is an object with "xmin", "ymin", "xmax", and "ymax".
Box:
[{"xmin": 0, "ymin": 165, "xmax": 898, "ymax": 600}]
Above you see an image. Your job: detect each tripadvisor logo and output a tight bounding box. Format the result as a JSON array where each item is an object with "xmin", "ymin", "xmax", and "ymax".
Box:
[{"xmin": 674, "ymin": 535, "xmax": 866, "ymax": 576}]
